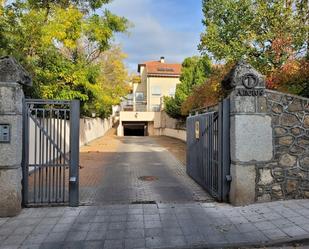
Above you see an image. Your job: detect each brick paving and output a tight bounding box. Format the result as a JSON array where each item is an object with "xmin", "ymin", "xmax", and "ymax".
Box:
[
  {"xmin": 0, "ymin": 199, "xmax": 308, "ymax": 248},
  {"xmin": 79, "ymin": 132, "xmax": 213, "ymax": 205}
]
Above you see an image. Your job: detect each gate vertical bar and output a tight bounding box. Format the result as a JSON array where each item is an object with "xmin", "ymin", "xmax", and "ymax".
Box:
[
  {"xmin": 217, "ymin": 102, "xmax": 223, "ymax": 201},
  {"xmin": 22, "ymin": 99, "xmax": 29, "ymax": 206},
  {"xmin": 69, "ymin": 100, "xmax": 80, "ymax": 207},
  {"xmin": 221, "ymin": 98, "xmax": 230, "ymax": 202}
]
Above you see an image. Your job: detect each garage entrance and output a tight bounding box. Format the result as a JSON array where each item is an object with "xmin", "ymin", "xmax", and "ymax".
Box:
[{"xmin": 123, "ymin": 122, "xmax": 147, "ymax": 136}]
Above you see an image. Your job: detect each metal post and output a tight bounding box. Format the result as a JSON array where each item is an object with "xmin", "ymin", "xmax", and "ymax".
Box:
[
  {"xmin": 69, "ymin": 100, "xmax": 80, "ymax": 207},
  {"xmin": 222, "ymin": 98, "xmax": 231, "ymax": 202},
  {"xmin": 22, "ymin": 99, "xmax": 29, "ymax": 206},
  {"xmin": 218, "ymin": 102, "xmax": 223, "ymax": 201}
]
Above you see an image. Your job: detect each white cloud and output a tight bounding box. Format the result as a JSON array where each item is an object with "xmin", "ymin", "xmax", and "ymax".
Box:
[{"xmin": 105, "ymin": 0, "xmax": 202, "ymax": 72}]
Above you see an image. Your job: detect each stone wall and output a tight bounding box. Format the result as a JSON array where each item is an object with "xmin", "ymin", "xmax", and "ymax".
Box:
[
  {"xmin": 221, "ymin": 61, "xmax": 309, "ymax": 205},
  {"xmin": 256, "ymin": 90, "xmax": 309, "ymax": 201}
]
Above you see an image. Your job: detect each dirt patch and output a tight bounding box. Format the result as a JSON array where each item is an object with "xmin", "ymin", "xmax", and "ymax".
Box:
[{"xmin": 151, "ymin": 136, "xmax": 186, "ymax": 166}]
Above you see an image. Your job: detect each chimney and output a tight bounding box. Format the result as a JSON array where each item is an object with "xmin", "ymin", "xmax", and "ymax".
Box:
[{"xmin": 160, "ymin": 56, "xmax": 165, "ymax": 63}]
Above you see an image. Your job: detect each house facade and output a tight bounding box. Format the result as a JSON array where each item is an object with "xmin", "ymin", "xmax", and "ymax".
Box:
[{"xmin": 117, "ymin": 57, "xmax": 182, "ymax": 136}]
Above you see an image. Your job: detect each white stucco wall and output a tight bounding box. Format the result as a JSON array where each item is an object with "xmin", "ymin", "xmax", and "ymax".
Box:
[
  {"xmin": 160, "ymin": 128, "xmax": 186, "ymax": 142},
  {"xmin": 79, "ymin": 117, "xmax": 113, "ymax": 146},
  {"xmin": 28, "ymin": 117, "xmax": 113, "ymax": 166}
]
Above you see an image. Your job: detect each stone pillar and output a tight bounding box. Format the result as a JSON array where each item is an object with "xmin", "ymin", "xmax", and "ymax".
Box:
[
  {"xmin": 223, "ymin": 61, "xmax": 273, "ymax": 205},
  {"xmin": 0, "ymin": 56, "xmax": 32, "ymax": 216}
]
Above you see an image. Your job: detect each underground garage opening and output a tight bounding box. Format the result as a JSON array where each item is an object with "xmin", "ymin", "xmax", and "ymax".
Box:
[{"xmin": 123, "ymin": 122, "xmax": 147, "ymax": 136}]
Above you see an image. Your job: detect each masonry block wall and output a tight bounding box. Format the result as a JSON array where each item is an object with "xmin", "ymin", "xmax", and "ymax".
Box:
[
  {"xmin": 256, "ymin": 90, "xmax": 309, "ymax": 201},
  {"xmin": 0, "ymin": 56, "xmax": 32, "ymax": 216},
  {"xmin": 225, "ymin": 61, "xmax": 309, "ymax": 205}
]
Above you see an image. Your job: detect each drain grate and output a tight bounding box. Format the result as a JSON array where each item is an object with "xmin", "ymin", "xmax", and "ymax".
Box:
[
  {"xmin": 138, "ymin": 176, "xmax": 158, "ymax": 181},
  {"xmin": 131, "ymin": 200, "xmax": 156, "ymax": 204}
]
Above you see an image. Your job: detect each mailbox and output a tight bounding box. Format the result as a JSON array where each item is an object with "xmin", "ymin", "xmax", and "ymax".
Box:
[{"xmin": 0, "ymin": 124, "xmax": 10, "ymax": 143}]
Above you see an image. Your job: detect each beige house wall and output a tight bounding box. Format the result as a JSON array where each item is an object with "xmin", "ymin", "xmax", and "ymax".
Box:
[
  {"xmin": 147, "ymin": 76, "xmax": 180, "ymax": 110},
  {"xmin": 135, "ymin": 65, "xmax": 147, "ymax": 100}
]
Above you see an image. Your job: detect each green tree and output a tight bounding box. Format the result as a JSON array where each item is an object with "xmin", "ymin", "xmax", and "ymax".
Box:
[
  {"xmin": 0, "ymin": 0, "xmax": 130, "ymax": 117},
  {"xmin": 164, "ymin": 56, "xmax": 211, "ymax": 119},
  {"xmin": 200, "ymin": 0, "xmax": 309, "ymax": 73}
]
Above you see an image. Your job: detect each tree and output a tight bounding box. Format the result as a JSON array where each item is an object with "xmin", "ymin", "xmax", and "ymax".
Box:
[
  {"xmin": 181, "ymin": 63, "xmax": 233, "ymax": 115},
  {"xmin": 200, "ymin": 0, "xmax": 309, "ymax": 73},
  {"xmin": 164, "ymin": 56, "xmax": 211, "ymax": 119},
  {"xmin": 0, "ymin": 0, "xmax": 130, "ymax": 117}
]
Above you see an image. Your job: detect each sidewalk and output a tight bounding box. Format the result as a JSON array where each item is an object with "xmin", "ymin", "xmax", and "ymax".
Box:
[{"xmin": 0, "ymin": 199, "xmax": 308, "ymax": 249}]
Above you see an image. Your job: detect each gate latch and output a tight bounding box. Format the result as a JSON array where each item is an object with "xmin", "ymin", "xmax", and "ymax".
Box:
[
  {"xmin": 69, "ymin": 177, "xmax": 77, "ymax": 183},
  {"xmin": 226, "ymin": 175, "xmax": 232, "ymax": 182}
]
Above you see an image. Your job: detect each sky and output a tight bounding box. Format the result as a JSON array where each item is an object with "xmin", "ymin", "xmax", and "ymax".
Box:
[{"xmin": 104, "ymin": 0, "xmax": 204, "ymax": 72}]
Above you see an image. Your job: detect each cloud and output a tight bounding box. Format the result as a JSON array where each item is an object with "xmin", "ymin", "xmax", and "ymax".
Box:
[{"xmin": 104, "ymin": 0, "xmax": 203, "ymax": 72}]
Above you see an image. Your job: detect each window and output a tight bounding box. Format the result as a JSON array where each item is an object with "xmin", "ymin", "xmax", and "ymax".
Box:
[
  {"xmin": 151, "ymin": 105, "xmax": 161, "ymax": 112},
  {"xmin": 169, "ymin": 87, "xmax": 176, "ymax": 97},
  {"xmin": 151, "ymin": 86, "xmax": 161, "ymax": 96},
  {"xmin": 135, "ymin": 92, "xmax": 144, "ymax": 101}
]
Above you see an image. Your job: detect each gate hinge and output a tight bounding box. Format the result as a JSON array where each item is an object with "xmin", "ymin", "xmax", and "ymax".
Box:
[{"xmin": 226, "ymin": 175, "xmax": 232, "ymax": 182}]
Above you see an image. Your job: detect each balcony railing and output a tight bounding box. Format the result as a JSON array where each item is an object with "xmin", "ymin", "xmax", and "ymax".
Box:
[{"xmin": 121, "ymin": 101, "xmax": 147, "ymax": 112}]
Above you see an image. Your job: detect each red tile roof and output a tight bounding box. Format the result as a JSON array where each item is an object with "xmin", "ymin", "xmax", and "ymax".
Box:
[{"xmin": 138, "ymin": 60, "xmax": 182, "ymax": 76}]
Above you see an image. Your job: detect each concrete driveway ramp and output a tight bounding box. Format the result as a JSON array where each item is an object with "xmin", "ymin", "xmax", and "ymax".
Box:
[{"xmin": 79, "ymin": 134, "xmax": 213, "ymax": 205}]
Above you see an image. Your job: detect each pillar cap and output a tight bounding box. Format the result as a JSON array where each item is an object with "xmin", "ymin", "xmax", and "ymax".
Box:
[
  {"xmin": 222, "ymin": 61, "xmax": 265, "ymax": 92},
  {"xmin": 0, "ymin": 56, "xmax": 32, "ymax": 86}
]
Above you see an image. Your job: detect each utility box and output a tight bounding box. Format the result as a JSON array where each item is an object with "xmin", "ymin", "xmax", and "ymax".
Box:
[{"xmin": 0, "ymin": 124, "xmax": 10, "ymax": 143}]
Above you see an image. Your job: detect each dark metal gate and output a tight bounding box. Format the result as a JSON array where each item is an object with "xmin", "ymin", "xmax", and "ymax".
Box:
[
  {"xmin": 186, "ymin": 98, "xmax": 230, "ymax": 202},
  {"xmin": 22, "ymin": 99, "xmax": 80, "ymax": 207}
]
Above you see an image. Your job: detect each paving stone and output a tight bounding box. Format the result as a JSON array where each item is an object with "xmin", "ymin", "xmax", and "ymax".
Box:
[
  {"xmin": 162, "ymin": 227, "xmax": 183, "ymax": 236},
  {"xmin": 254, "ymin": 221, "xmax": 277, "ymax": 230},
  {"xmin": 143, "ymin": 214, "xmax": 160, "ymax": 221},
  {"xmin": 288, "ymin": 216, "xmax": 309, "ymax": 225},
  {"xmin": 235, "ymin": 222, "xmax": 259, "ymax": 233},
  {"xmin": 85, "ymin": 230, "xmax": 106, "ymax": 240},
  {"xmin": 65, "ymin": 231, "xmax": 88, "ymax": 241},
  {"xmin": 0, "ymin": 199, "xmax": 308, "ymax": 249},
  {"xmin": 2, "ymin": 234, "xmax": 27, "ymax": 246},
  {"xmin": 71, "ymin": 223, "xmax": 91, "ymax": 232},
  {"xmin": 39, "ymin": 218, "xmax": 59, "ymax": 225},
  {"xmin": 145, "ymin": 228, "xmax": 163, "ymax": 237},
  {"xmin": 13, "ymin": 226, "xmax": 34, "ymax": 235},
  {"xmin": 22, "ymin": 234, "xmax": 47, "ymax": 245},
  {"xmin": 89, "ymin": 222, "xmax": 108, "ymax": 232},
  {"xmin": 83, "ymin": 241, "xmax": 105, "ymax": 249},
  {"xmin": 144, "ymin": 220, "xmax": 161, "ymax": 229},
  {"xmin": 44, "ymin": 232, "xmax": 67, "ymax": 242},
  {"xmin": 224, "ymin": 232, "xmax": 249, "ymax": 244},
  {"xmin": 52, "ymin": 224, "xmax": 72, "ymax": 233},
  {"xmin": 126, "ymin": 221, "xmax": 144, "ymax": 229},
  {"xmin": 127, "ymin": 215, "xmax": 143, "ymax": 222},
  {"xmin": 125, "ymin": 229, "xmax": 144, "ymax": 239},
  {"xmin": 281, "ymin": 226, "xmax": 308, "ymax": 237},
  {"xmin": 124, "ymin": 238, "xmax": 145, "ymax": 249},
  {"xmin": 110, "ymin": 215, "xmax": 127, "ymax": 222},
  {"xmin": 272, "ymin": 218, "xmax": 295, "ymax": 228},
  {"xmin": 108, "ymin": 222, "xmax": 126, "ymax": 230},
  {"xmin": 103, "ymin": 240, "xmax": 123, "ymax": 249},
  {"xmin": 244, "ymin": 231, "xmax": 269, "ymax": 243},
  {"xmin": 58, "ymin": 217, "xmax": 77, "ymax": 224},
  {"xmin": 262, "ymin": 228, "xmax": 289, "ymax": 240},
  {"xmin": 105, "ymin": 229, "xmax": 125, "ymax": 240},
  {"xmin": 145, "ymin": 237, "xmax": 164, "ymax": 248},
  {"xmin": 128, "ymin": 209, "xmax": 143, "ymax": 215},
  {"xmin": 185, "ymin": 234, "xmax": 206, "ymax": 245}
]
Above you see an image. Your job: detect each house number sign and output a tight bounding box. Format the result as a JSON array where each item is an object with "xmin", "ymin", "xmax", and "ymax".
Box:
[
  {"xmin": 195, "ymin": 121, "xmax": 200, "ymax": 139},
  {"xmin": 236, "ymin": 73, "xmax": 264, "ymax": 96}
]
